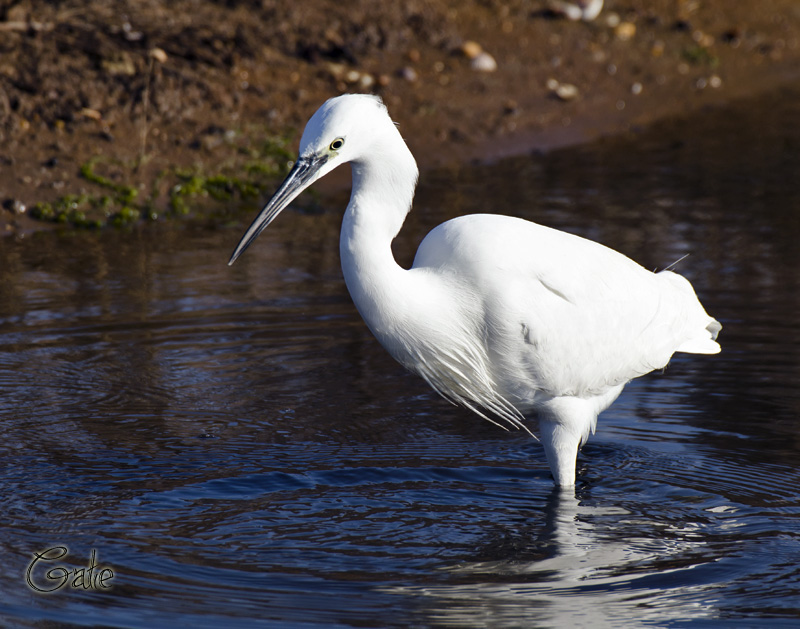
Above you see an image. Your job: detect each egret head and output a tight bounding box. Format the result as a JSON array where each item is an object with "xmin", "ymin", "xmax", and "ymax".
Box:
[
  {"xmin": 228, "ymin": 94, "xmax": 391, "ymax": 265},
  {"xmin": 298, "ymin": 93, "xmax": 389, "ymax": 167}
]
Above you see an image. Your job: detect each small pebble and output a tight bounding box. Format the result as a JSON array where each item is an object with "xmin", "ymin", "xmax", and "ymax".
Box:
[
  {"xmin": 358, "ymin": 73, "xmax": 375, "ymax": 90},
  {"xmin": 556, "ymin": 84, "xmax": 579, "ymax": 100},
  {"xmin": 548, "ymin": 80, "xmax": 579, "ymax": 101},
  {"xmin": 615, "ymin": 22, "xmax": 636, "ymax": 41},
  {"xmin": 709, "ymin": 74, "xmax": 722, "ymax": 88},
  {"xmin": 470, "ymin": 52, "xmax": 497, "ymax": 72},
  {"xmin": 631, "ymin": 82, "xmax": 643, "ymax": 95},
  {"xmin": 3, "ymin": 199, "xmax": 26, "ymax": 215},
  {"xmin": 327, "ymin": 62, "xmax": 346, "ymax": 79},
  {"xmin": 551, "ymin": 2, "xmax": 583, "ymax": 21},
  {"xmin": 651, "ymin": 40, "xmax": 665, "ymax": 57},
  {"xmin": 149, "ymin": 47, "xmax": 168, "ymax": 63},
  {"xmin": 398, "ymin": 66, "xmax": 418, "ymax": 82},
  {"xmin": 79, "ymin": 108, "xmax": 102, "ymax": 121},
  {"xmin": 460, "ymin": 40, "xmax": 483, "ymax": 60},
  {"xmin": 550, "ymin": 0, "xmax": 604, "ymax": 22},
  {"xmin": 692, "ymin": 30, "xmax": 714, "ymax": 47},
  {"xmin": 123, "ymin": 28, "xmax": 143, "ymax": 42}
]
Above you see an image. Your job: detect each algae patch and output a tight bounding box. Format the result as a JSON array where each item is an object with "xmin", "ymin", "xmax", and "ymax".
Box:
[{"xmin": 29, "ymin": 133, "xmax": 294, "ymax": 230}]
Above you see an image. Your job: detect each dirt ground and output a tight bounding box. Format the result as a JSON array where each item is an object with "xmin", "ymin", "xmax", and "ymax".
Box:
[{"xmin": 1, "ymin": 0, "xmax": 799, "ymax": 234}]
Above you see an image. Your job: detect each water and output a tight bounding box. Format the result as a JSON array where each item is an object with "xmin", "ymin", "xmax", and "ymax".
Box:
[{"xmin": 1, "ymin": 85, "xmax": 799, "ymax": 627}]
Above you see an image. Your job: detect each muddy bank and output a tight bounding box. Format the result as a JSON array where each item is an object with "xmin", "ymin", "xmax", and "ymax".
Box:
[{"xmin": 1, "ymin": 0, "xmax": 799, "ymax": 234}]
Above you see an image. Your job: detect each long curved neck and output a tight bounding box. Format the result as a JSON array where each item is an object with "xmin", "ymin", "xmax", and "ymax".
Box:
[{"xmin": 339, "ymin": 134, "xmax": 419, "ymax": 340}]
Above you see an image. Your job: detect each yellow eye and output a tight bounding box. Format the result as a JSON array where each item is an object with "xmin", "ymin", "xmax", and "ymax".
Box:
[{"xmin": 329, "ymin": 137, "xmax": 345, "ymax": 151}]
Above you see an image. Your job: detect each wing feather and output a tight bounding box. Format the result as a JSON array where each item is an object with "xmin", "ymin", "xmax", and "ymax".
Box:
[{"xmin": 413, "ymin": 214, "xmax": 719, "ymax": 401}]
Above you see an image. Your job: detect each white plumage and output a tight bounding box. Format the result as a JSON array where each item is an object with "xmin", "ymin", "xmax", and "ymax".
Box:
[{"xmin": 229, "ymin": 94, "xmax": 720, "ymax": 487}]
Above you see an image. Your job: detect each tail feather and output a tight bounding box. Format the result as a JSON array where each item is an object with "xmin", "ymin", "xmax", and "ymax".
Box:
[
  {"xmin": 676, "ymin": 318, "xmax": 722, "ymax": 355},
  {"xmin": 657, "ymin": 270, "xmax": 721, "ymax": 356}
]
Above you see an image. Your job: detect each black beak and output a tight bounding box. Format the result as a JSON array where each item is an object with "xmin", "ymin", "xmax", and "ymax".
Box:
[{"xmin": 228, "ymin": 154, "xmax": 328, "ymax": 265}]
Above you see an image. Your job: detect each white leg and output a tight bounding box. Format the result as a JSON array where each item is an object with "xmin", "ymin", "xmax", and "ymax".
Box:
[
  {"xmin": 538, "ymin": 396, "xmax": 602, "ymax": 487},
  {"xmin": 540, "ymin": 419, "xmax": 580, "ymax": 487}
]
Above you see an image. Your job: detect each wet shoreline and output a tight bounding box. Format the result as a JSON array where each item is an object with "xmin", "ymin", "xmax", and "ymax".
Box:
[{"xmin": 2, "ymin": 0, "xmax": 800, "ymax": 235}]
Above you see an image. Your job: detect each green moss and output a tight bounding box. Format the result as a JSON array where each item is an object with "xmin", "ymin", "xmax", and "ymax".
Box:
[
  {"xmin": 80, "ymin": 158, "xmax": 138, "ymax": 205},
  {"xmin": 30, "ymin": 202, "xmax": 55, "ymax": 221},
  {"xmin": 27, "ymin": 127, "xmax": 295, "ymax": 231},
  {"xmin": 110, "ymin": 206, "xmax": 141, "ymax": 227},
  {"xmin": 682, "ymin": 45, "xmax": 719, "ymax": 67},
  {"xmin": 30, "ymin": 195, "xmax": 103, "ymax": 229}
]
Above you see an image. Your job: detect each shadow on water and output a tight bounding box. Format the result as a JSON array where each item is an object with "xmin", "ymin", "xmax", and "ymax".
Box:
[{"xmin": 1, "ymin": 85, "xmax": 799, "ymax": 627}]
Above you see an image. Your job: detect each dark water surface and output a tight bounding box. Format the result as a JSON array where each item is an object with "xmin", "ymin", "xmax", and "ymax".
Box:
[{"xmin": 2, "ymin": 85, "xmax": 799, "ymax": 627}]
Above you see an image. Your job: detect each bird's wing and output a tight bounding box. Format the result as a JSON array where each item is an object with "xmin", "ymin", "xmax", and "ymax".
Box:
[{"xmin": 414, "ymin": 214, "xmax": 717, "ymax": 398}]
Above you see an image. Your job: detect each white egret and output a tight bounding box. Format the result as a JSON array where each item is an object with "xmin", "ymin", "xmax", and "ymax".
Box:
[{"xmin": 229, "ymin": 94, "xmax": 720, "ymax": 487}]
